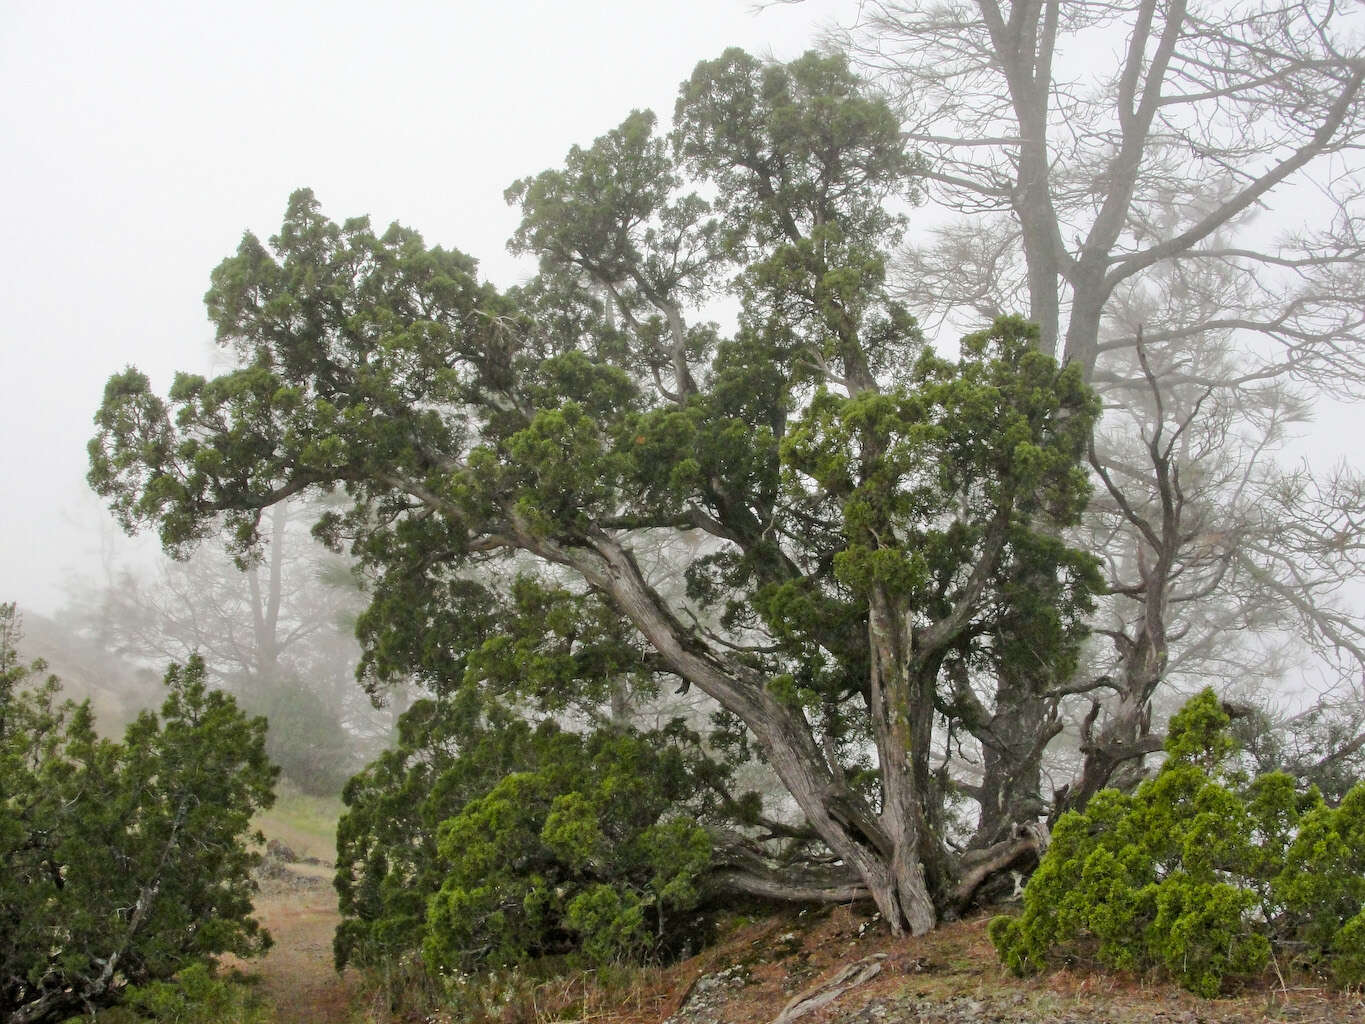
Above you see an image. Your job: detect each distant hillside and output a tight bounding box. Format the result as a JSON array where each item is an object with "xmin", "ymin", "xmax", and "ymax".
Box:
[{"xmin": 11, "ymin": 608, "xmax": 164, "ymax": 732}]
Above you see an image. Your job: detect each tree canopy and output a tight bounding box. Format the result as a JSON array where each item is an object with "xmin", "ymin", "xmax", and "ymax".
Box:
[{"xmin": 92, "ymin": 48, "xmax": 1105, "ymax": 935}]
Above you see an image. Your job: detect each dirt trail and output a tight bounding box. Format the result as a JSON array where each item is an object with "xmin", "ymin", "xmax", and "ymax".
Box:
[
  {"xmin": 242, "ymin": 864, "xmax": 363, "ymax": 1024},
  {"xmin": 226, "ymin": 798, "xmax": 369, "ymax": 1023}
]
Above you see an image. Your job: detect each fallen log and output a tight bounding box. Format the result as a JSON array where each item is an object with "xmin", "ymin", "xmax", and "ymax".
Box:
[{"xmin": 770, "ymin": 953, "xmax": 886, "ymax": 1024}]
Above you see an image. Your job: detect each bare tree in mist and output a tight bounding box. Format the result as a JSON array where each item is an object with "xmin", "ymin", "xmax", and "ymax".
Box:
[
  {"xmin": 835, "ymin": 0, "xmax": 1364, "ymax": 373},
  {"xmin": 822, "ymin": 0, "xmax": 1365, "ymax": 818},
  {"xmin": 67, "ymin": 499, "xmax": 395, "ymax": 792}
]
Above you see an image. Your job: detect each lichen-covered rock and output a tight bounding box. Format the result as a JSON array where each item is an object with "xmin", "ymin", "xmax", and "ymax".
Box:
[
  {"xmin": 664, "ymin": 964, "xmax": 754, "ymax": 1024},
  {"xmin": 266, "ymin": 837, "xmax": 299, "ymax": 863}
]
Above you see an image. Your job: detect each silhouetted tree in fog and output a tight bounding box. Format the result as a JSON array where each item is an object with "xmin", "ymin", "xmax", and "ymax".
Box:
[{"xmin": 828, "ymin": 0, "xmax": 1365, "ymax": 814}]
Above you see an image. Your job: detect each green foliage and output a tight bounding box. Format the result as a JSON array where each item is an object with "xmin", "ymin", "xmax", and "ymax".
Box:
[
  {"xmin": 782, "ymin": 315, "xmax": 1099, "ymax": 667},
  {"xmin": 990, "ymin": 689, "xmax": 1365, "ymax": 995},
  {"xmin": 673, "ymin": 48, "xmax": 915, "ymax": 304},
  {"xmin": 80, "ymin": 963, "xmax": 271, "ymax": 1024},
  {"xmin": 334, "ymin": 574, "xmax": 688, "ymax": 976},
  {"xmin": 1, "ymin": 604, "xmax": 277, "ymax": 1023},
  {"xmin": 1275, "ymin": 783, "xmax": 1365, "ymax": 985},
  {"xmin": 333, "ymin": 686, "xmax": 524, "ymax": 974},
  {"xmin": 337, "ymin": 682, "xmax": 720, "ymax": 980},
  {"xmin": 423, "ymin": 722, "xmax": 711, "ymax": 972}
]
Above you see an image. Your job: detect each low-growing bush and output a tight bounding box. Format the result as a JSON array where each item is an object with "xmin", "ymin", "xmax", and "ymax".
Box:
[
  {"xmin": 337, "ymin": 692, "xmax": 717, "ymax": 983},
  {"xmin": 1275, "ymin": 783, "xmax": 1365, "ymax": 986},
  {"xmin": 1, "ymin": 601, "xmax": 277, "ymax": 1024},
  {"xmin": 336, "ymin": 574, "xmax": 753, "ymax": 993},
  {"xmin": 68, "ymin": 963, "xmax": 272, "ymax": 1024},
  {"xmin": 422, "ymin": 722, "xmax": 712, "ymax": 973},
  {"xmin": 334, "ymin": 686, "xmax": 538, "ymax": 977},
  {"xmin": 990, "ymin": 689, "xmax": 1364, "ymax": 996}
]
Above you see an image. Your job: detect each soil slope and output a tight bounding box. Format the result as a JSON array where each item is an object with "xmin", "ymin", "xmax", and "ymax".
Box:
[
  {"xmin": 237, "ymin": 804, "xmax": 1365, "ymax": 1024},
  {"xmin": 410, "ymin": 905, "xmax": 1365, "ymax": 1024}
]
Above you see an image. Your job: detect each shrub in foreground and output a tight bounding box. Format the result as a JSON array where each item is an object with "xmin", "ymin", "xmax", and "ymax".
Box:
[
  {"xmin": 422, "ymin": 721, "xmax": 712, "ymax": 973},
  {"xmin": 62, "ymin": 963, "xmax": 271, "ymax": 1024},
  {"xmin": 990, "ymin": 689, "xmax": 1365, "ymax": 996},
  {"xmin": 337, "ymin": 685, "xmax": 716, "ymax": 986},
  {"xmin": 1, "ymin": 604, "xmax": 277, "ymax": 1023}
]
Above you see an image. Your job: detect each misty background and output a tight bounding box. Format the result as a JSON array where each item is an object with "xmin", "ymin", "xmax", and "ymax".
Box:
[
  {"xmin": 3, "ymin": 0, "xmax": 1361, "ymax": 780},
  {"xmin": 0, "ymin": 0, "xmax": 849, "ymax": 617},
  {"xmin": 4, "ymin": 4, "xmax": 1365, "ymax": 1010}
]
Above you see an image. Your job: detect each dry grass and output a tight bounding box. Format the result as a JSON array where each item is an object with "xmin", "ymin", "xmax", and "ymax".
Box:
[
  {"xmin": 227, "ymin": 798, "xmax": 1365, "ymax": 1024},
  {"xmin": 423, "ymin": 905, "xmax": 1365, "ymax": 1024},
  {"xmin": 252, "ymin": 786, "xmax": 344, "ymax": 863},
  {"xmin": 222, "ymin": 869, "xmax": 362, "ymax": 1024}
]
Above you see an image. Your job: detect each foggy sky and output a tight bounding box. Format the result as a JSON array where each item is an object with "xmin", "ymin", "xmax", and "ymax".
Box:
[
  {"xmin": 0, "ymin": 0, "xmax": 847, "ymax": 614},
  {"xmin": 4, "ymin": 1, "xmax": 1357, "ymax": 625}
]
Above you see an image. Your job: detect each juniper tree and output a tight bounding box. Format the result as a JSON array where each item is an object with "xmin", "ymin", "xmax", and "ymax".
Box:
[
  {"xmin": 89, "ymin": 50, "xmax": 1100, "ymax": 934},
  {"xmin": 1, "ymin": 605, "xmax": 276, "ymax": 1024}
]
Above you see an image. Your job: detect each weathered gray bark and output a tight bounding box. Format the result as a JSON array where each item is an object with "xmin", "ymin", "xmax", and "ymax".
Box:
[
  {"xmin": 867, "ymin": 593, "xmax": 940, "ymax": 934},
  {"xmin": 504, "ymin": 516, "xmax": 928, "ymax": 929},
  {"xmin": 1057, "ymin": 333, "xmax": 1180, "ymax": 812},
  {"xmin": 771, "ymin": 955, "xmax": 886, "ymax": 1024},
  {"xmin": 708, "ymin": 835, "xmax": 869, "ymax": 904},
  {"xmin": 970, "ymin": 677, "xmax": 1060, "ymax": 847},
  {"xmin": 951, "ymin": 821, "xmax": 1050, "ymax": 913}
]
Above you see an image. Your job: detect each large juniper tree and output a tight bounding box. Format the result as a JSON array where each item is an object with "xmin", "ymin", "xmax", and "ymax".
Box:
[{"xmin": 89, "ymin": 50, "xmax": 1098, "ymax": 934}]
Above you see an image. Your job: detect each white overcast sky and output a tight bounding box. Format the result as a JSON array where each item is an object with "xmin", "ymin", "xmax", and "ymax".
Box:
[
  {"xmin": 0, "ymin": 0, "xmax": 850, "ymax": 615},
  {"xmin": 3, "ymin": 1, "xmax": 1359, "ymax": 629}
]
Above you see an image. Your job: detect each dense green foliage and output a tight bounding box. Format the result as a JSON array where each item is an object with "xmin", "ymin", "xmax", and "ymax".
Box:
[
  {"xmin": 990, "ymin": 690, "xmax": 1365, "ymax": 995},
  {"xmin": 69, "ymin": 963, "xmax": 271, "ymax": 1024},
  {"xmin": 333, "ymin": 688, "xmax": 545, "ymax": 975},
  {"xmin": 423, "ymin": 721, "xmax": 712, "ymax": 970},
  {"xmin": 336, "ymin": 689, "xmax": 724, "ymax": 977},
  {"xmin": 1276, "ymin": 786, "xmax": 1365, "ymax": 986},
  {"xmin": 0, "ymin": 604, "xmax": 277, "ymax": 1024},
  {"xmin": 89, "ymin": 46, "xmax": 1099, "ymax": 934},
  {"xmin": 336, "ymin": 575, "xmax": 743, "ymax": 979}
]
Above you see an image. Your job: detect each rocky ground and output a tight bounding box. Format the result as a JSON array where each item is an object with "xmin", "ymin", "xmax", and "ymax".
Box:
[
  {"xmin": 235, "ymin": 817, "xmax": 1365, "ymax": 1024},
  {"xmin": 649, "ymin": 907, "xmax": 1365, "ymax": 1024}
]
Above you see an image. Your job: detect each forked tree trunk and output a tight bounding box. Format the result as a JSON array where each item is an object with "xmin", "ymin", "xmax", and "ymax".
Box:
[
  {"xmin": 867, "ymin": 591, "xmax": 939, "ymax": 935},
  {"xmin": 525, "ymin": 523, "xmax": 944, "ymax": 933}
]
